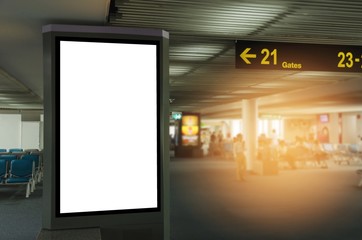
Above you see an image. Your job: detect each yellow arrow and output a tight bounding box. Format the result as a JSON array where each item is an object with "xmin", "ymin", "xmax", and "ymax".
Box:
[{"xmin": 240, "ymin": 48, "xmax": 257, "ymax": 64}]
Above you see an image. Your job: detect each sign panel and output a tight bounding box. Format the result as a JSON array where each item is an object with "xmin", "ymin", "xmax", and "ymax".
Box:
[
  {"xmin": 170, "ymin": 111, "xmax": 182, "ymax": 120},
  {"xmin": 181, "ymin": 114, "xmax": 200, "ymax": 146},
  {"xmin": 43, "ymin": 25, "xmax": 169, "ymax": 235},
  {"xmin": 235, "ymin": 40, "xmax": 362, "ymax": 72}
]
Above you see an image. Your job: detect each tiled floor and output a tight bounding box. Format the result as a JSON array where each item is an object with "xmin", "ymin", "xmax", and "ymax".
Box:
[
  {"xmin": 0, "ymin": 183, "xmax": 42, "ymax": 239},
  {"xmin": 170, "ymin": 158, "xmax": 362, "ymax": 240},
  {"xmin": 1, "ymin": 157, "xmax": 362, "ymax": 240}
]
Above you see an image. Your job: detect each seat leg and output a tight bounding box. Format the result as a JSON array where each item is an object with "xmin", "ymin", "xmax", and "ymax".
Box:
[
  {"xmin": 31, "ymin": 179, "xmax": 36, "ymax": 192},
  {"xmin": 26, "ymin": 183, "xmax": 30, "ymax": 198},
  {"xmin": 34, "ymin": 173, "xmax": 38, "ymax": 184}
]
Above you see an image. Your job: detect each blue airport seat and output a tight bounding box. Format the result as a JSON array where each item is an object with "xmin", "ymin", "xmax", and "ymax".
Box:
[
  {"xmin": 6, "ymin": 159, "xmax": 34, "ymax": 198},
  {"xmin": 0, "ymin": 155, "xmax": 18, "ymax": 171},
  {"xmin": 346, "ymin": 144, "xmax": 362, "ymax": 165},
  {"xmin": 21, "ymin": 154, "xmax": 39, "ymax": 163},
  {"xmin": 322, "ymin": 143, "xmax": 334, "ymax": 153},
  {"xmin": 0, "ymin": 159, "xmax": 8, "ymax": 183},
  {"xmin": 24, "ymin": 149, "xmax": 39, "ymax": 154},
  {"xmin": 332, "ymin": 144, "xmax": 351, "ymax": 165},
  {"xmin": 21, "ymin": 154, "xmax": 41, "ymax": 183},
  {"xmin": 0, "ymin": 149, "xmax": 7, "ymax": 153},
  {"xmin": 349, "ymin": 144, "xmax": 358, "ymax": 152},
  {"xmin": 8, "ymin": 148, "xmax": 23, "ymax": 153},
  {"xmin": 0, "ymin": 155, "xmax": 17, "ymax": 160}
]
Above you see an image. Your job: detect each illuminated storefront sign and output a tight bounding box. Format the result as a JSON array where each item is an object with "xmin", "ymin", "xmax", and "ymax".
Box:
[
  {"xmin": 235, "ymin": 40, "xmax": 362, "ymax": 72},
  {"xmin": 171, "ymin": 111, "xmax": 182, "ymax": 120},
  {"xmin": 181, "ymin": 114, "xmax": 200, "ymax": 146}
]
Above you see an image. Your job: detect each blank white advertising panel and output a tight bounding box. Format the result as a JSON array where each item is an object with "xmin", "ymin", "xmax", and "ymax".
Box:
[{"xmin": 59, "ymin": 38, "xmax": 159, "ymax": 215}]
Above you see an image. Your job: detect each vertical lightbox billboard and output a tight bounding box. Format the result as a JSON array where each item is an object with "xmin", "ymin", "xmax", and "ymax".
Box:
[
  {"xmin": 57, "ymin": 37, "xmax": 160, "ymax": 216},
  {"xmin": 181, "ymin": 114, "xmax": 200, "ymax": 147}
]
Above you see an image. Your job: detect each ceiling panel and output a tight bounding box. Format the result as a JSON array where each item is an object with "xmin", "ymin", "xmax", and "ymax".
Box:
[
  {"xmin": 0, "ymin": 68, "xmax": 42, "ymax": 110},
  {"xmin": 108, "ymin": 0, "xmax": 362, "ymax": 118},
  {"xmin": 1, "ymin": 0, "xmax": 362, "ymax": 116}
]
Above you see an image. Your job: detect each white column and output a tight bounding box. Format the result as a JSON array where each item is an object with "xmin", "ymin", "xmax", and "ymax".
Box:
[
  {"xmin": 242, "ymin": 99, "xmax": 258, "ymax": 170},
  {"xmin": 329, "ymin": 113, "xmax": 339, "ymax": 144},
  {"xmin": 342, "ymin": 114, "xmax": 357, "ymax": 143}
]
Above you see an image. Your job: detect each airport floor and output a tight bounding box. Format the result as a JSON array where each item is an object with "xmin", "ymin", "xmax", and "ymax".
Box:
[
  {"xmin": 1, "ymin": 157, "xmax": 362, "ymax": 240},
  {"xmin": 169, "ymin": 157, "xmax": 362, "ymax": 240},
  {"xmin": 0, "ymin": 182, "xmax": 42, "ymax": 240}
]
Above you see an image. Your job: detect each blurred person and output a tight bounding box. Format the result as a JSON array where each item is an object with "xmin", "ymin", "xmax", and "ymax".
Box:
[
  {"xmin": 258, "ymin": 133, "xmax": 267, "ymax": 146},
  {"xmin": 169, "ymin": 134, "xmax": 175, "ymax": 150},
  {"xmin": 257, "ymin": 133, "xmax": 267, "ymax": 160},
  {"xmin": 201, "ymin": 140, "xmax": 208, "ymax": 156},
  {"xmin": 233, "ymin": 133, "xmax": 246, "ymax": 181},
  {"xmin": 223, "ymin": 132, "xmax": 233, "ymax": 160},
  {"xmin": 278, "ymin": 140, "xmax": 296, "ymax": 169},
  {"xmin": 262, "ymin": 138, "xmax": 272, "ymax": 161},
  {"xmin": 311, "ymin": 139, "xmax": 328, "ymax": 168},
  {"xmin": 286, "ymin": 136, "xmax": 311, "ymax": 169},
  {"xmin": 286, "ymin": 137, "xmax": 306, "ymax": 169},
  {"xmin": 270, "ymin": 129, "xmax": 279, "ymax": 161},
  {"xmin": 278, "ymin": 140, "xmax": 288, "ymax": 165},
  {"xmin": 209, "ymin": 132, "xmax": 217, "ymax": 157},
  {"xmin": 216, "ymin": 131, "xmax": 224, "ymax": 156},
  {"xmin": 271, "ymin": 129, "xmax": 278, "ymax": 146}
]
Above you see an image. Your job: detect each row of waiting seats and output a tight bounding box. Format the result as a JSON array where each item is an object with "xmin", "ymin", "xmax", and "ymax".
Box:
[
  {"xmin": 0, "ymin": 148, "xmax": 40, "ymax": 155},
  {"xmin": 321, "ymin": 144, "xmax": 362, "ymax": 188},
  {"xmin": 0, "ymin": 150, "xmax": 43, "ymax": 198},
  {"xmin": 321, "ymin": 143, "xmax": 362, "ymax": 165}
]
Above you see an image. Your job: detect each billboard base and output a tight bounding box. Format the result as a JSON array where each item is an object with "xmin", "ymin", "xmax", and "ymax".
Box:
[{"xmin": 37, "ymin": 228, "xmax": 101, "ymax": 240}]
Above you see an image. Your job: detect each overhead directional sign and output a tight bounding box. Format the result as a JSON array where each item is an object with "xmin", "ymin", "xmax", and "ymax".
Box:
[{"xmin": 235, "ymin": 40, "xmax": 362, "ymax": 72}]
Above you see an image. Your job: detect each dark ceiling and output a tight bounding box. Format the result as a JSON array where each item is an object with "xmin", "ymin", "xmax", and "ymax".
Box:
[
  {"xmin": 1, "ymin": 0, "xmax": 362, "ymax": 118},
  {"xmin": 109, "ymin": 0, "xmax": 362, "ymax": 118}
]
